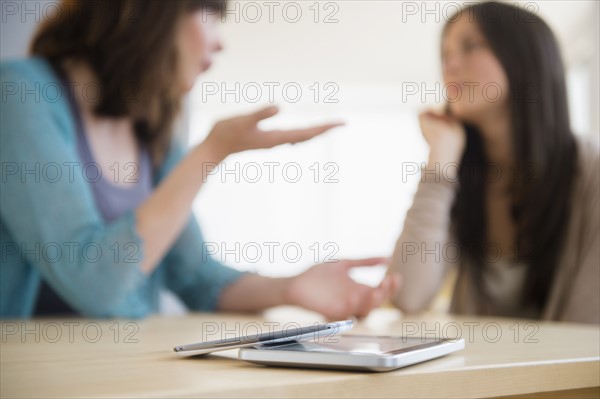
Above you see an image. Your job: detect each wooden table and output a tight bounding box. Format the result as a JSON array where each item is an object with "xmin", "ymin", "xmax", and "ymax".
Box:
[{"xmin": 1, "ymin": 307, "xmax": 599, "ymax": 398}]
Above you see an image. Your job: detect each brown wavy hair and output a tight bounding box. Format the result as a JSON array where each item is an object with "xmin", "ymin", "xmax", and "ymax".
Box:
[
  {"xmin": 30, "ymin": 0, "xmax": 226, "ymax": 166},
  {"xmin": 445, "ymin": 2, "xmax": 578, "ymax": 313}
]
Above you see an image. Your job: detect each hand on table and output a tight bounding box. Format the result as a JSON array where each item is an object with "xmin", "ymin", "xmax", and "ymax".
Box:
[{"xmin": 285, "ymin": 257, "xmax": 401, "ymax": 321}]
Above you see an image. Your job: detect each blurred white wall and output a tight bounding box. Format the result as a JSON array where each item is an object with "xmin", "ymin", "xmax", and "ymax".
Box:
[{"xmin": 0, "ymin": 0, "xmax": 53, "ymax": 58}]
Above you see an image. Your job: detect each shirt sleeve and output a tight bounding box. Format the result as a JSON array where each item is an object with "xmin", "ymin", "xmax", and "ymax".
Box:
[
  {"xmin": 0, "ymin": 64, "xmax": 148, "ymax": 318},
  {"xmin": 560, "ymin": 144, "xmax": 600, "ymax": 324},
  {"xmin": 389, "ymin": 168, "xmax": 459, "ymax": 313},
  {"xmin": 155, "ymin": 140, "xmax": 247, "ymax": 311}
]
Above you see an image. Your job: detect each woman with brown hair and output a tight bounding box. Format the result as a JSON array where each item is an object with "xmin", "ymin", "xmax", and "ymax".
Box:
[
  {"xmin": 0, "ymin": 0, "xmax": 399, "ymax": 318},
  {"xmin": 389, "ymin": 2, "xmax": 599, "ymax": 323}
]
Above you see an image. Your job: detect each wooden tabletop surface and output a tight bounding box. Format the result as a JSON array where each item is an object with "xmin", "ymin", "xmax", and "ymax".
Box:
[{"xmin": 1, "ymin": 307, "xmax": 599, "ymax": 398}]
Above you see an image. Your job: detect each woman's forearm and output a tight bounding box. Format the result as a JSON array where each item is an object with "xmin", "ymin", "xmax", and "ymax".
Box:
[
  {"xmin": 389, "ymin": 164, "xmax": 459, "ymax": 314},
  {"xmin": 216, "ymin": 274, "xmax": 293, "ymax": 312},
  {"xmin": 131, "ymin": 107, "xmax": 343, "ymax": 275},
  {"xmin": 135, "ymin": 142, "xmax": 226, "ymax": 274}
]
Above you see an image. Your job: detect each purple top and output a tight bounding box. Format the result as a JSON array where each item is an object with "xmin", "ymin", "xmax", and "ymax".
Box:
[{"xmin": 73, "ymin": 104, "xmax": 153, "ymax": 223}]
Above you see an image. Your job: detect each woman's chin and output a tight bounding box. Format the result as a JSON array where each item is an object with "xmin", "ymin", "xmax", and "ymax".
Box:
[
  {"xmin": 448, "ymin": 104, "xmax": 483, "ymax": 125},
  {"xmin": 181, "ymin": 76, "xmax": 199, "ymax": 93}
]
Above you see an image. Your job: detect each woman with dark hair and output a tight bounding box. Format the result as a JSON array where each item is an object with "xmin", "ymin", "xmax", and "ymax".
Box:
[
  {"xmin": 0, "ymin": 0, "xmax": 399, "ymax": 319},
  {"xmin": 389, "ymin": 2, "xmax": 599, "ymax": 323}
]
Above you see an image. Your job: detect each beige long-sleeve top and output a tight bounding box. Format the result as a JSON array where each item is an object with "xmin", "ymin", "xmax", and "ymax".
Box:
[{"xmin": 390, "ymin": 136, "xmax": 600, "ymax": 324}]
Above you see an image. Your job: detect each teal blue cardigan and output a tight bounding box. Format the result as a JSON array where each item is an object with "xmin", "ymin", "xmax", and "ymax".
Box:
[{"xmin": 0, "ymin": 57, "xmax": 245, "ymax": 318}]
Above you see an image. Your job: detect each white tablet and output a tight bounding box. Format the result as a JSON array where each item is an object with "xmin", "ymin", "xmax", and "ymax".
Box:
[{"xmin": 238, "ymin": 334, "xmax": 465, "ymax": 372}]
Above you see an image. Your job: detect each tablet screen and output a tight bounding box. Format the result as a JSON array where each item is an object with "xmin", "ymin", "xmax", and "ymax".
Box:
[{"xmin": 267, "ymin": 335, "xmax": 447, "ymax": 355}]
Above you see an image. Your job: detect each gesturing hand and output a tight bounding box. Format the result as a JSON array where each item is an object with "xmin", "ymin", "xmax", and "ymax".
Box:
[
  {"xmin": 285, "ymin": 257, "xmax": 401, "ymax": 321},
  {"xmin": 204, "ymin": 106, "xmax": 344, "ymax": 159}
]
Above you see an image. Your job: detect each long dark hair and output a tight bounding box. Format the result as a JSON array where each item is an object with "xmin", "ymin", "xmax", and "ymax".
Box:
[
  {"xmin": 29, "ymin": 0, "xmax": 225, "ymax": 166},
  {"xmin": 446, "ymin": 2, "xmax": 578, "ymax": 311}
]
